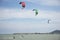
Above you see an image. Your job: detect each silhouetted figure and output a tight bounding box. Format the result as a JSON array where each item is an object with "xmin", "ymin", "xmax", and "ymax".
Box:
[
  {"xmin": 48, "ymin": 19, "xmax": 51, "ymax": 24},
  {"xmin": 13, "ymin": 36, "xmax": 15, "ymax": 39},
  {"xmin": 21, "ymin": 35, "xmax": 24, "ymax": 38},
  {"xmin": 48, "ymin": 20, "xmax": 49, "ymax": 24}
]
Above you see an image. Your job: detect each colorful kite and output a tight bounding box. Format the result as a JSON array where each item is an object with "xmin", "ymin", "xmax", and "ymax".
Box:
[
  {"xmin": 33, "ymin": 9, "xmax": 38, "ymax": 16},
  {"xmin": 19, "ymin": 2, "xmax": 25, "ymax": 9}
]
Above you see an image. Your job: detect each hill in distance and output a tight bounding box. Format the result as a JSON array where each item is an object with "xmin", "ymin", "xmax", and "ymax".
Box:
[{"xmin": 50, "ymin": 30, "xmax": 60, "ymax": 34}]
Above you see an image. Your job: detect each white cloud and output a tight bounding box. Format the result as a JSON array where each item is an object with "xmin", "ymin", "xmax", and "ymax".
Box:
[
  {"xmin": 0, "ymin": 8, "xmax": 60, "ymax": 33},
  {"xmin": 0, "ymin": 21, "xmax": 59, "ymax": 33},
  {"xmin": 0, "ymin": 8, "xmax": 34, "ymax": 19},
  {"xmin": 40, "ymin": 0, "xmax": 60, "ymax": 6},
  {"xmin": 0, "ymin": 8, "xmax": 60, "ymax": 24},
  {"xmin": 0, "ymin": 8, "xmax": 60, "ymax": 19},
  {"xmin": 25, "ymin": 0, "xmax": 60, "ymax": 6}
]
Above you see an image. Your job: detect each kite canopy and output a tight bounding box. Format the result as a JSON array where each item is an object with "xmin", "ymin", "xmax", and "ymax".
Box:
[
  {"xmin": 33, "ymin": 9, "xmax": 38, "ymax": 16},
  {"xmin": 19, "ymin": 2, "xmax": 25, "ymax": 9},
  {"xmin": 19, "ymin": 2, "xmax": 22, "ymax": 4}
]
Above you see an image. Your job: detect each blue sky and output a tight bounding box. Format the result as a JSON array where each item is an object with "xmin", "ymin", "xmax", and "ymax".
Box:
[{"xmin": 0, "ymin": 0, "xmax": 60, "ymax": 34}]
